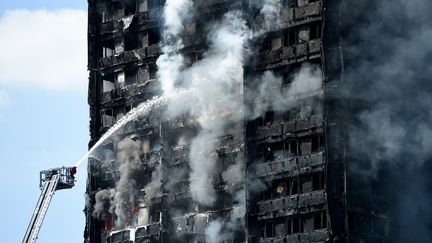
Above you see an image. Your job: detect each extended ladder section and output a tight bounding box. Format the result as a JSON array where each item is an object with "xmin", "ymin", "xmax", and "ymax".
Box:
[
  {"xmin": 23, "ymin": 174, "xmax": 60, "ymax": 243},
  {"xmin": 22, "ymin": 166, "xmax": 76, "ymax": 243}
]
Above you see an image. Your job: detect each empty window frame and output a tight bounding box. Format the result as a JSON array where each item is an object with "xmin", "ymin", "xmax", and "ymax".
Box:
[
  {"xmin": 260, "ymin": 221, "xmax": 274, "ymax": 239},
  {"xmin": 288, "ymin": 216, "xmax": 303, "ymax": 234},
  {"xmin": 314, "ymin": 211, "xmax": 327, "ymax": 230},
  {"xmin": 312, "ymin": 172, "xmax": 325, "ymax": 191},
  {"xmin": 148, "ymin": 28, "xmax": 161, "ymax": 45},
  {"xmin": 311, "ymin": 134, "xmax": 325, "ymax": 153},
  {"xmin": 101, "ymin": 39, "xmax": 115, "ymax": 58},
  {"xmin": 262, "ymin": 146, "xmax": 274, "ymax": 162},
  {"xmin": 286, "ymin": 140, "xmax": 298, "ymax": 156},
  {"xmin": 283, "ymin": 29, "xmax": 297, "ymax": 46},
  {"xmin": 125, "ymin": 69, "xmax": 138, "ymax": 86},
  {"xmin": 150, "ymin": 208, "xmax": 161, "ymax": 223},
  {"xmin": 299, "ymin": 138, "xmax": 312, "ymax": 155},
  {"xmin": 288, "ymin": 179, "xmax": 302, "ymax": 195},
  {"xmin": 264, "ymin": 111, "xmax": 275, "ymax": 125},
  {"xmin": 124, "ymin": 33, "xmax": 140, "ymax": 51},
  {"xmin": 309, "ymin": 22, "xmax": 322, "ymax": 40},
  {"xmin": 148, "ymin": 63, "xmax": 158, "ymax": 79}
]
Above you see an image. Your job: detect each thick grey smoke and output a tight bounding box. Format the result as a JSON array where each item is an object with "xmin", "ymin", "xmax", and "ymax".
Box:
[
  {"xmin": 339, "ymin": 0, "xmax": 432, "ymax": 241},
  {"xmin": 161, "ymin": 10, "xmax": 250, "ymax": 206},
  {"xmin": 222, "ymin": 152, "xmax": 245, "ymax": 194},
  {"xmin": 143, "ymin": 164, "xmax": 162, "ymax": 202},
  {"xmin": 247, "ymin": 63, "xmax": 322, "ymax": 119},
  {"xmin": 92, "ymin": 189, "xmax": 115, "ymax": 220},
  {"xmin": 112, "ymin": 137, "xmax": 142, "ymax": 228}
]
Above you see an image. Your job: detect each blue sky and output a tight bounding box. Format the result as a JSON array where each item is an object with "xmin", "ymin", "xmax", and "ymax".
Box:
[{"xmin": 0, "ymin": 1, "xmax": 89, "ymax": 242}]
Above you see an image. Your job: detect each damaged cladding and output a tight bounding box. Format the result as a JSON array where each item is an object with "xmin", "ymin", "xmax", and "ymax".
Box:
[{"xmin": 84, "ymin": 0, "xmax": 403, "ymax": 243}]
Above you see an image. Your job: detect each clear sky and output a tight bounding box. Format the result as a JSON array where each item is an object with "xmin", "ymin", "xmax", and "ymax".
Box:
[{"xmin": 0, "ymin": 1, "xmax": 89, "ymax": 242}]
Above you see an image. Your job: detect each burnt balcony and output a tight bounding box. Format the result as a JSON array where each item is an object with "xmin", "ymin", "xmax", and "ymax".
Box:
[
  {"xmin": 255, "ymin": 152, "xmax": 325, "ymax": 178},
  {"xmin": 195, "ymin": 0, "xmax": 240, "ymax": 15},
  {"xmin": 255, "ymin": 40, "xmax": 321, "ymax": 70},
  {"xmin": 255, "ymin": 115, "xmax": 323, "ymax": 144},
  {"xmin": 256, "ymin": 124, "xmax": 284, "ymax": 144},
  {"xmin": 99, "ymin": 81, "xmax": 160, "ymax": 110},
  {"xmin": 172, "ymin": 144, "xmax": 190, "ymax": 166},
  {"xmin": 100, "ymin": 10, "xmax": 161, "ymax": 36},
  {"xmin": 99, "ymin": 46, "xmax": 160, "ymax": 69},
  {"xmin": 255, "ymin": 1, "xmax": 322, "ymax": 31},
  {"xmin": 260, "ymin": 229, "xmax": 329, "ymax": 243},
  {"xmin": 135, "ymin": 222, "xmax": 161, "ymax": 243},
  {"xmin": 182, "ymin": 33, "xmax": 206, "ymax": 48},
  {"xmin": 284, "ymin": 114, "xmax": 324, "ymax": 138},
  {"xmin": 293, "ymin": 1, "xmax": 322, "ymax": 21},
  {"xmin": 257, "ymin": 190, "xmax": 326, "ymax": 220}
]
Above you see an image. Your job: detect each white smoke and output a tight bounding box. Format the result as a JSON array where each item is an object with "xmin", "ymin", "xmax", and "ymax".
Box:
[
  {"xmin": 163, "ymin": 11, "xmax": 250, "ymax": 206},
  {"xmin": 204, "ymin": 189, "xmax": 247, "ymax": 242},
  {"xmin": 248, "ymin": 63, "xmax": 323, "ymax": 119},
  {"xmin": 260, "ymin": 0, "xmax": 282, "ymax": 33},
  {"xmin": 143, "ymin": 164, "xmax": 162, "ymax": 202},
  {"xmin": 156, "ymin": 0, "xmax": 192, "ymax": 96},
  {"xmin": 222, "ymin": 152, "xmax": 245, "ymax": 194},
  {"xmin": 205, "ymin": 219, "xmax": 225, "ymax": 243}
]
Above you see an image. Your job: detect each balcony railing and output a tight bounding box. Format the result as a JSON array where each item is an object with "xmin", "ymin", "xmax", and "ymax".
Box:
[
  {"xmin": 255, "ymin": 152, "xmax": 325, "ymax": 178},
  {"xmin": 255, "ymin": 40, "xmax": 321, "ymax": 68},
  {"xmin": 257, "ymin": 190, "xmax": 326, "ymax": 219}
]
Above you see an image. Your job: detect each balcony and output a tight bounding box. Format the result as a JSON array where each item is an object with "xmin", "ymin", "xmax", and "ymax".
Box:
[
  {"xmin": 255, "ymin": 40, "xmax": 321, "ymax": 70},
  {"xmin": 255, "ymin": 152, "xmax": 325, "ymax": 178},
  {"xmin": 260, "ymin": 229, "xmax": 329, "ymax": 243},
  {"xmin": 254, "ymin": 115, "xmax": 327, "ymax": 143},
  {"xmin": 254, "ymin": 1, "xmax": 322, "ymax": 32},
  {"xmin": 172, "ymin": 144, "xmax": 189, "ymax": 165},
  {"xmin": 135, "ymin": 223, "xmax": 161, "ymax": 243},
  {"xmin": 284, "ymin": 114, "xmax": 324, "ymax": 138},
  {"xmin": 99, "ymin": 81, "xmax": 160, "ymax": 109},
  {"xmin": 182, "ymin": 33, "xmax": 206, "ymax": 48},
  {"xmin": 99, "ymin": 45, "xmax": 160, "ymax": 69},
  {"xmin": 256, "ymin": 124, "xmax": 283, "ymax": 143},
  {"xmin": 195, "ymin": 0, "xmax": 240, "ymax": 15},
  {"xmin": 100, "ymin": 10, "xmax": 161, "ymax": 36},
  {"xmin": 257, "ymin": 190, "xmax": 326, "ymax": 219},
  {"xmin": 292, "ymin": 1, "xmax": 322, "ymax": 21}
]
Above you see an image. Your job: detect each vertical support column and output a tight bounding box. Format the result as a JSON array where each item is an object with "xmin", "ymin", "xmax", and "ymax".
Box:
[{"xmin": 322, "ymin": 0, "xmax": 348, "ymax": 241}]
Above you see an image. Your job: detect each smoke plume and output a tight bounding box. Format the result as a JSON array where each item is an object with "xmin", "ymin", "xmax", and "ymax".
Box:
[
  {"xmin": 112, "ymin": 137, "xmax": 142, "ymax": 228},
  {"xmin": 156, "ymin": 0, "xmax": 192, "ymax": 95},
  {"xmin": 339, "ymin": 0, "xmax": 432, "ymax": 241},
  {"xmin": 92, "ymin": 189, "xmax": 115, "ymax": 220}
]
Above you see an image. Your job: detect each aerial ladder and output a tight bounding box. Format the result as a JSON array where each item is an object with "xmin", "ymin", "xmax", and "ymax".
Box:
[{"xmin": 22, "ymin": 166, "xmax": 77, "ymax": 243}]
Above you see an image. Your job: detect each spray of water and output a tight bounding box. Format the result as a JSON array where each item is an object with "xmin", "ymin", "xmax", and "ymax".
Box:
[{"xmin": 74, "ymin": 91, "xmax": 188, "ymax": 167}]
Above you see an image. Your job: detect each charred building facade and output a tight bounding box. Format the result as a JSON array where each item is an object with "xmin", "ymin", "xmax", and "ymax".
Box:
[{"xmin": 84, "ymin": 0, "xmax": 398, "ymax": 243}]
